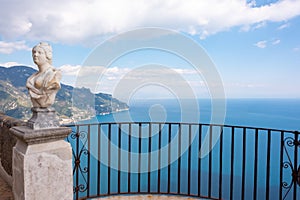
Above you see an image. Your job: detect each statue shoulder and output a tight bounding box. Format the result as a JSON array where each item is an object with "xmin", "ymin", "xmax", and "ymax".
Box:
[
  {"xmin": 26, "ymin": 72, "xmax": 38, "ymax": 85},
  {"xmin": 52, "ymin": 68, "xmax": 62, "ymax": 80}
]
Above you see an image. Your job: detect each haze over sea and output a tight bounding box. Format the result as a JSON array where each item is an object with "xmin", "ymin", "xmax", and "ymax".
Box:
[{"xmin": 88, "ymin": 98, "xmax": 300, "ymax": 131}]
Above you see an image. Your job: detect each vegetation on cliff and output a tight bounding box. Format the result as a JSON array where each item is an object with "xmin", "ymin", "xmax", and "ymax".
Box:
[{"xmin": 0, "ymin": 66, "xmax": 129, "ymax": 121}]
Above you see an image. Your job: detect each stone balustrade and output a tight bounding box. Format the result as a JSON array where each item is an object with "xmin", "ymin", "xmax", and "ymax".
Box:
[
  {"xmin": 0, "ymin": 113, "xmax": 26, "ymax": 186},
  {"xmin": 0, "ymin": 112, "xmax": 73, "ymax": 200}
]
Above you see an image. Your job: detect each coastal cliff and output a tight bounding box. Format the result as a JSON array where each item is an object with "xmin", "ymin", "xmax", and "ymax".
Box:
[{"xmin": 0, "ymin": 66, "xmax": 129, "ymax": 122}]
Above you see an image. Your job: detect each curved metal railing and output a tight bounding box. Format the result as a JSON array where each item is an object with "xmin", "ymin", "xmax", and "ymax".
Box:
[{"xmin": 65, "ymin": 122, "xmax": 299, "ymax": 200}]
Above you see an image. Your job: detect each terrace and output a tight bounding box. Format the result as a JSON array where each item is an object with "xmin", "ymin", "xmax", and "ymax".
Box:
[{"xmin": 1, "ymin": 112, "xmax": 300, "ymax": 200}]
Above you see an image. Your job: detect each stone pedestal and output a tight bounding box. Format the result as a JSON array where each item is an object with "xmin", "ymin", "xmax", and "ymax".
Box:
[
  {"xmin": 10, "ymin": 126, "xmax": 73, "ymax": 200},
  {"xmin": 27, "ymin": 107, "xmax": 60, "ymax": 130}
]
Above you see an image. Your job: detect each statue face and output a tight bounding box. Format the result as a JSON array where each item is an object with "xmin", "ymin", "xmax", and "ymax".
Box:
[{"xmin": 32, "ymin": 47, "xmax": 48, "ymax": 66}]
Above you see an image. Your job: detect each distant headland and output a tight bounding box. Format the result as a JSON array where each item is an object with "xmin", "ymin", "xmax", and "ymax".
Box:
[{"xmin": 0, "ymin": 65, "xmax": 129, "ymax": 123}]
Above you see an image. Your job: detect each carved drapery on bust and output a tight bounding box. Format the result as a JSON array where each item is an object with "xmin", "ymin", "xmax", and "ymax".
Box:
[
  {"xmin": 26, "ymin": 42, "xmax": 62, "ymax": 129},
  {"xmin": 26, "ymin": 42, "xmax": 62, "ymax": 108}
]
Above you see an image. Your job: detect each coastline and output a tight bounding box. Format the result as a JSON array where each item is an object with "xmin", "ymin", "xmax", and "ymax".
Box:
[{"xmin": 60, "ymin": 107, "xmax": 129, "ymax": 125}]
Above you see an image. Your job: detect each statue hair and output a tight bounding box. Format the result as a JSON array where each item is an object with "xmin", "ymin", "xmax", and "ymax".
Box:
[{"xmin": 33, "ymin": 42, "xmax": 53, "ymax": 65}]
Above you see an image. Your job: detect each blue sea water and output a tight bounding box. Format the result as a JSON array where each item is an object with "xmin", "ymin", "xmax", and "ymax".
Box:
[
  {"xmin": 73, "ymin": 99, "xmax": 300, "ymax": 199},
  {"xmin": 93, "ymin": 98, "xmax": 300, "ymax": 131}
]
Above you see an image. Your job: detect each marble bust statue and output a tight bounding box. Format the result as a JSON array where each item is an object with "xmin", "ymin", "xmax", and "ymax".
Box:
[{"xmin": 26, "ymin": 42, "xmax": 62, "ymax": 108}]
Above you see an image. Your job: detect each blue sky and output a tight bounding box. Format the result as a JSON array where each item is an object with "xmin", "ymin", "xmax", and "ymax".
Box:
[{"xmin": 0, "ymin": 0, "xmax": 300, "ymax": 99}]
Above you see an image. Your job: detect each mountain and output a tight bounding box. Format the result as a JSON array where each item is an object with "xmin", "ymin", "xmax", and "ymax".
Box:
[{"xmin": 0, "ymin": 66, "xmax": 129, "ymax": 122}]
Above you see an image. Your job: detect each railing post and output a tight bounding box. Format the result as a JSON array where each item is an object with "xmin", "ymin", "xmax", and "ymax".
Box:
[
  {"xmin": 293, "ymin": 131, "xmax": 299, "ymax": 199},
  {"xmin": 10, "ymin": 125, "xmax": 73, "ymax": 200},
  {"xmin": 282, "ymin": 131, "xmax": 300, "ymax": 199}
]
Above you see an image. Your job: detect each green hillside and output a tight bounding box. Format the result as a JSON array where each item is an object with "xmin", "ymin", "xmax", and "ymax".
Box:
[{"xmin": 0, "ymin": 66, "xmax": 129, "ymax": 122}]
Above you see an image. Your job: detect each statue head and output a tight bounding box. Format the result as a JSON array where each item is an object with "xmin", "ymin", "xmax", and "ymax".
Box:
[
  {"xmin": 32, "ymin": 42, "xmax": 53, "ymax": 65},
  {"xmin": 27, "ymin": 42, "xmax": 62, "ymax": 109}
]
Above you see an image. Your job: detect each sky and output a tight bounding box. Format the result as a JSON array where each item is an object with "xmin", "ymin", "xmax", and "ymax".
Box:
[{"xmin": 0, "ymin": 0, "xmax": 300, "ymax": 99}]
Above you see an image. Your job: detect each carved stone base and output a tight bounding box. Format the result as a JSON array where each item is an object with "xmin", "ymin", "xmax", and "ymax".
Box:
[
  {"xmin": 27, "ymin": 107, "xmax": 60, "ymax": 130},
  {"xmin": 12, "ymin": 139, "xmax": 73, "ymax": 200},
  {"xmin": 10, "ymin": 126, "xmax": 73, "ymax": 200}
]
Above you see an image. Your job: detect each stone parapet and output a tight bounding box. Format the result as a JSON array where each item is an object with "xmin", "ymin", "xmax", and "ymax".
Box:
[
  {"xmin": 10, "ymin": 126, "xmax": 73, "ymax": 200},
  {"xmin": 0, "ymin": 113, "xmax": 26, "ymax": 186},
  {"xmin": 11, "ymin": 126, "xmax": 71, "ymax": 145}
]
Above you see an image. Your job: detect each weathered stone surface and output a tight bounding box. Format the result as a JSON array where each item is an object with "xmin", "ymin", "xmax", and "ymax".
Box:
[
  {"xmin": 10, "ymin": 125, "xmax": 73, "ymax": 200},
  {"xmin": 13, "ymin": 140, "xmax": 73, "ymax": 200},
  {"xmin": 0, "ymin": 113, "xmax": 25, "ymax": 184},
  {"xmin": 27, "ymin": 42, "xmax": 62, "ymax": 108},
  {"xmin": 0, "ymin": 174, "xmax": 13, "ymax": 199},
  {"xmin": 27, "ymin": 107, "xmax": 60, "ymax": 130},
  {"xmin": 0, "ymin": 123, "xmax": 17, "ymax": 176},
  {"xmin": 10, "ymin": 125, "xmax": 71, "ymax": 145}
]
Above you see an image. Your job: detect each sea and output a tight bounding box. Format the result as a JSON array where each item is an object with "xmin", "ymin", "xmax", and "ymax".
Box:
[
  {"xmin": 93, "ymin": 98, "xmax": 300, "ymax": 130},
  {"xmin": 71, "ymin": 98, "xmax": 300, "ymax": 199}
]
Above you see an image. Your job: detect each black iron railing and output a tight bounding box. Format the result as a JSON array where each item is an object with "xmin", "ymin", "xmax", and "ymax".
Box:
[{"xmin": 66, "ymin": 122, "xmax": 300, "ymax": 200}]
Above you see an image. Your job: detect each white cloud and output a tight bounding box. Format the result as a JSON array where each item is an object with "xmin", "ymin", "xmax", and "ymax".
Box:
[
  {"xmin": 0, "ymin": 0, "xmax": 300, "ymax": 44},
  {"xmin": 278, "ymin": 22, "xmax": 290, "ymax": 30},
  {"xmin": 0, "ymin": 61, "xmax": 36, "ymax": 69},
  {"xmin": 223, "ymin": 81, "xmax": 268, "ymax": 98},
  {"xmin": 174, "ymin": 68, "xmax": 197, "ymax": 75},
  {"xmin": 0, "ymin": 62, "xmax": 22, "ymax": 68},
  {"xmin": 293, "ymin": 47, "xmax": 300, "ymax": 51},
  {"xmin": 59, "ymin": 64, "xmax": 81, "ymax": 76},
  {"xmin": 272, "ymin": 39, "xmax": 280, "ymax": 45},
  {"xmin": 254, "ymin": 38, "xmax": 280, "ymax": 48},
  {"xmin": 57, "ymin": 64, "xmax": 206, "ymax": 98},
  {"xmin": 253, "ymin": 21, "xmax": 266, "ymax": 30},
  {"xmin": 226, "ymin": 82, "xmax": 265, "ymax": 88},
  {"xmin": 0, "ymin": 41, "xmax": 31, "ymax": 54},
  {"xmin": 240, "ymin": 21, "xmax": 266, "ymax": 32},
  {"xmin": 254, "ymin": 40, "xmax": 267, "ymax": 48},
  {"xmin": 240, "ymin": 24, "xmax": 251, "ymax": 32}
]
